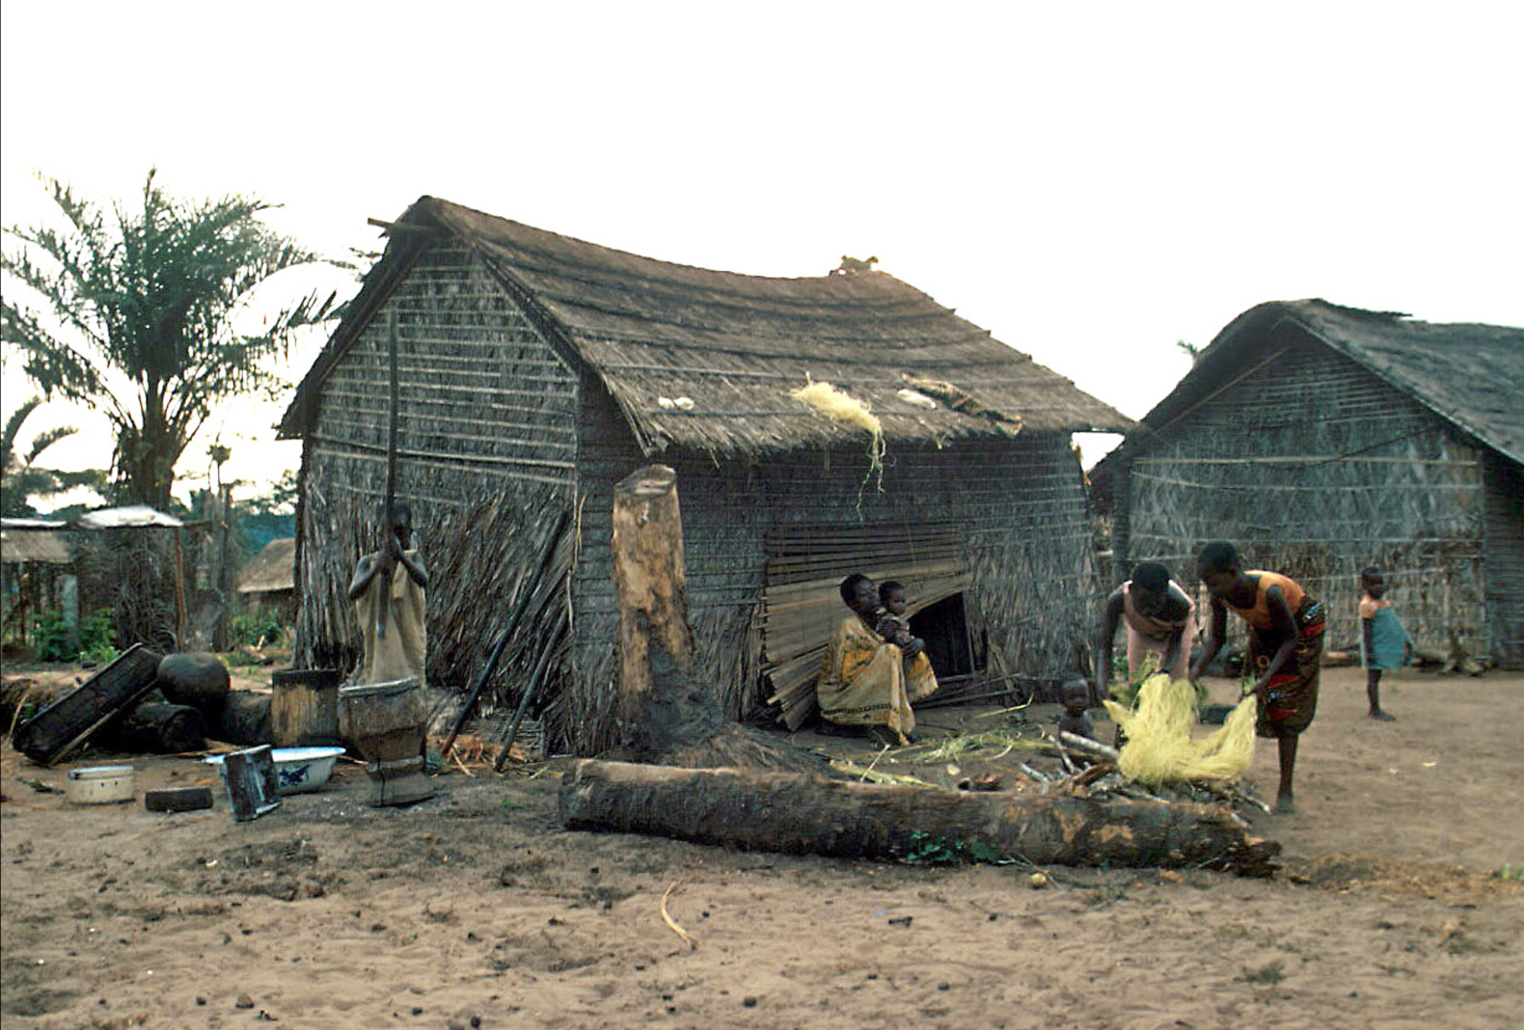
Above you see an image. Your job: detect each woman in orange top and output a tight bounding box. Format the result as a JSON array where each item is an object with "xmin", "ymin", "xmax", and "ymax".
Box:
[{"xmin": 1190, "ymin": 541, "xmax": 1325, "ymax": 814}]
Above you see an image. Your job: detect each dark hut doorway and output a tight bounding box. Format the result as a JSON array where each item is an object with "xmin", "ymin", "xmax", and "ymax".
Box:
[
  {"xmin": 760, "ymin": 521, "xmax": 974, "ymax": 727},
  {"xmin": 909, "ymin": 592, "xmax": 975, "ymax": 679}
]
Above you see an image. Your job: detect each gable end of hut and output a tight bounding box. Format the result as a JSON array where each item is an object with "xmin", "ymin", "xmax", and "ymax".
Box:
[{"xmin": 1106, "ymin": 302, "xmax": 1524, "ymax": 668}]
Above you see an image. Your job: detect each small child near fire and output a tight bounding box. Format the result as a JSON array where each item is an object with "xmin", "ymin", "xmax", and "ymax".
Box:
[
  {"xmin": 1359, "ymin": 567, "xmax": 1411, "ymax": 721},
  {"xmin": 873, "ymin": 581, "xmax": 926, "ymax": 677},
  {"xmin": 1056, "ymin": 675, "xmax": 1095, "ymax": 741}
]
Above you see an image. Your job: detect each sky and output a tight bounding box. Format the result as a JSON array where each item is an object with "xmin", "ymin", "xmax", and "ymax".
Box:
[{"xmin": 3, "ymin": 1, "xmax": 1522, "ymax": 510}]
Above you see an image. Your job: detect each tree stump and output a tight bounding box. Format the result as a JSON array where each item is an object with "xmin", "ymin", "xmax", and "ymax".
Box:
[
  {"xmin": 611, "ymin": 465, "xmax": 713, "ymax": 759},
  {"xmin": 560, "ymin": 759, "xmax": 1280, "ymax": 876},
  {"xmin": 609, "ymin": 465, "xmax": 826, "ymax": 775}
]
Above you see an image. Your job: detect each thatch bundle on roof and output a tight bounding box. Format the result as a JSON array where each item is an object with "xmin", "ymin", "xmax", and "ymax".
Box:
[{"xmin": 280, "ymin": 198, "xmax": 1131, "ymax": 753}]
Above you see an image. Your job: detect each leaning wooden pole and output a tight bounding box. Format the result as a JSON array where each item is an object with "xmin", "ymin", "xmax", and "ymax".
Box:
[
  {"xmin": 560, "ymin": 760, "xmax": 1280, "ymax": 877},
  {"xmin": 377, "ymin": 309, "xmax": 400, "ymax": 640}
]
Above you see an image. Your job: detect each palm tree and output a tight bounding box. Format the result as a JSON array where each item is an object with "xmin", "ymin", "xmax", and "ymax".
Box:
[
  {"xmin": 0, "ymin": 396, "xmax": 103, "ymax": 515},
  {"xmin": 2, "ymin": 169, "xmax": 344, "ymax": 507}
]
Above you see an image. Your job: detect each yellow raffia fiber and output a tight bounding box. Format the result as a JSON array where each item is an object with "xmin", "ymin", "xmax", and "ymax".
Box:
[
  {"xmin": 1103, "ymin": 673, "xmax": 1257, "ymax": 784},
  {"xmin": 789, "ymin": 379, "xmax": 886, "ymax": 487}
]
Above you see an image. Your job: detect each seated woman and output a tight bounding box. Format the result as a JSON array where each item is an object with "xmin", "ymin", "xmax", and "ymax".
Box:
[{"xmin": 816, "ymin": 573, "xmax": 938, "ymax": 744}]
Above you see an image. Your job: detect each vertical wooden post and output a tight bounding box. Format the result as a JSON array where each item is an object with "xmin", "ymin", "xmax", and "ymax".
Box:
[
  {"xmin": 173, "ymin": 527, "xmax": 187, "ymax": 648},
  {"xmin": 216, "ymin": 483, "xmax": 233, "ymax": 651}
]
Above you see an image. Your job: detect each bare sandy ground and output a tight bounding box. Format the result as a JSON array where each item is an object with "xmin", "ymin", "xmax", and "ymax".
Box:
[{"xmin": 2, "ymin": 665, "xmax": 1520, "ymax": 1030}]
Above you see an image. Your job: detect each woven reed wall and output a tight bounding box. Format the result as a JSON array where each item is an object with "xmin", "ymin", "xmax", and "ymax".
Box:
[
  {"xmin": 295, "ymin": 243, "xmax": 1106, "ymax": 753},
  {"xmin": 294, "ymin": 244, "xmax": 578, "ymax": 691},
  {"xmin": 566, "ymin": 376, "xmax": 1099, "ymax": 753},
  {"xmin": 1483, "ymin": 454, "xmax": 1524, "ymax": 666},
  {"xmin": 1116, "ymin": 341, "xmax": 1491, "ymax": 657},
  {"xmin": 71, "ymin": 528, "xmax": 205, "ymax": 651}
]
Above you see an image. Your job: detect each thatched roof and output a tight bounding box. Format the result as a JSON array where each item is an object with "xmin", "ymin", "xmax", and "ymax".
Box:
[
  {"xmin": 1094, "ymin": 299, "xmax": 1524, "ymax": 493},
  {"xmin": 279, "ymin": 198, "xmax": 1130, "ymax": 453},
  {"xmin": 237, "ymin": 537, "xmax": 296, "ymax": 594},
  {"xmin": 0, "ymin": 528, "xmax": 72, "ymax": 565}
]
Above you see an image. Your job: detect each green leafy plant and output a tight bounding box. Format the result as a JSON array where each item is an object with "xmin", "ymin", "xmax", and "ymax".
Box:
[
  {"xmin": 229, "ymin": 611, "xmax": 287, "ymax": 648},
  {"xmin": 78, "ymin": 609, "xmax": 117, "ymax": 665},
  {"xmin": 904, "ymin": 830, "xmax": 1003, "ymax": 866},
  {"xmin": 29, "ymin": 607, "xmax": 115, "ymax": 664},
  {"xmin": 30, "ymin": 611, "xmax": 73, "ymax": 662}
]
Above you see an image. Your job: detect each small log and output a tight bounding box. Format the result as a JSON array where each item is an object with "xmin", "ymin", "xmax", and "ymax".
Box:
[
  {"xmin": 214, "ymin": 690, "xmax": 273, "ymax": 746},
  {"xmin": 144, "ymin": 786, "xmax": 214, "ymax": 813},
  {"xmin": 560, "ymin": 760, "xmax": 1280, "ymax": 876},
  {"xmin": 105, "ymin": 700, "xmax": 207, "ymax": 754}
]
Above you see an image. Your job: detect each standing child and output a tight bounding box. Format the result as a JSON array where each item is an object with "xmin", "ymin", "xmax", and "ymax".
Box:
[
  {"xmin": 349, "ymin": 502, "xmax": 429, "ymax": 686},
  {"xmin": 1190, "ymin": 541, "xmax": 1325, "ymax": 814},
  {"xmin": 1359, "ymin": 567, "xmax": 1411, "ymax": 721}
]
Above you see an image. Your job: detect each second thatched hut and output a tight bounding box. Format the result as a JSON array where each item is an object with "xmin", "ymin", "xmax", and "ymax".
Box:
[{"xmin": 1092, "ymin": 299, "xmax": 1524, "ymax": 668}]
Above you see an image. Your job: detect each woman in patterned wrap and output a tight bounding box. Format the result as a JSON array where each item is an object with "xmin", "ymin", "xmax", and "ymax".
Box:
[{"xmin": 816, "ymin": 573, "xmax": 938, "ymax": 745}]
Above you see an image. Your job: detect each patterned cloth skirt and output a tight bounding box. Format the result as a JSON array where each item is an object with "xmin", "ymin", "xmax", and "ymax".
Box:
[{"xmin": 1247, "ymin": 596, "xmax": 1325, "ymax": 738}]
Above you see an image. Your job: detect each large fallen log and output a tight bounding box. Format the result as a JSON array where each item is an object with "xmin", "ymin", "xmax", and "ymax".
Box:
[{"xmin": 560, "ymin": 759, "xmax": 1280, "ymax": 877}]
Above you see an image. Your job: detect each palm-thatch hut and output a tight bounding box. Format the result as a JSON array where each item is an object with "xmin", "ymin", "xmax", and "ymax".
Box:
[
  {"xmin": 278, "ymin": 198, "xmax": 1131, "ymax": 752},
  {"xmin": 1091, "ymin": 299, "xmax": 1524, "ymax": 668},
  {"xmin": 236, "ymin": 537, "xmax": 296, "ymax": 623}
]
